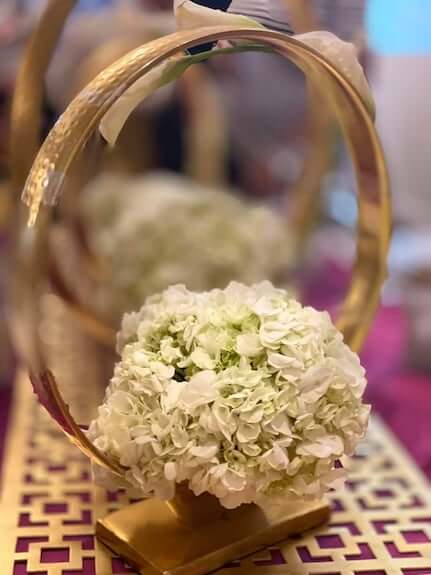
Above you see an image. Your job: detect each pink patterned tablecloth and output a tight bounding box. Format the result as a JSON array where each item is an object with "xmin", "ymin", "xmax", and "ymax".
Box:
[{"xmin": 3, "ymin": 373, "xmax": 431, "ymax": 575}]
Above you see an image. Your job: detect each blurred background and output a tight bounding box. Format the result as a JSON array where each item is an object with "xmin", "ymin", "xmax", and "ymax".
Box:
[{"xmin": 1, "ymin": 0, "xmax": 431, "ymax": 480}]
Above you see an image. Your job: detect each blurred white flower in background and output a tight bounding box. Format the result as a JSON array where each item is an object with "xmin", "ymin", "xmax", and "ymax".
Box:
[{"xmin": 80, "ymin": 171, "xmax": 292, "ymax": 320}]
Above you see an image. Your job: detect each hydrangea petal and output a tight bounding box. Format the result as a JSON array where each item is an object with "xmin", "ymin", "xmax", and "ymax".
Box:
[{"xmin": 88, "ymin": 281, "xmax": 369, "ymax": 508}]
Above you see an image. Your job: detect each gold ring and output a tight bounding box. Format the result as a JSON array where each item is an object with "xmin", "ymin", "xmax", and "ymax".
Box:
[{"xmin": 20, "ymin": 26, "xmax": 391, "ymax": 472}]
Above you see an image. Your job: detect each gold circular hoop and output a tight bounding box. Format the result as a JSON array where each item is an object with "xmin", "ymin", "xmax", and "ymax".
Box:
[{"xmin": 21, "ymin": 26, "xmax": 390, "ymax": 473}]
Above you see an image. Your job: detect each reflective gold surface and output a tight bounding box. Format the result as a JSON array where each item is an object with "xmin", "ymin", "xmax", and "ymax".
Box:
[
  {"xmin": 96, "ymin": 497, "xmax": 330, "ymax": 575},
  {"xmin": 71, "ymin": 38, "xmax": 228, "ymax": 185},
  {"xmin": 2, "ymin": 372, "xmax": 431, "ymax": 574}
]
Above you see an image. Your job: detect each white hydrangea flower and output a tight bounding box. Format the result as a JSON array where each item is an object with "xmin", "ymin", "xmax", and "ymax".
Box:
[
  {"xmin": 81, "ymin": 172, "xmax": 292, "ymax": 321},
  {"xmin": 88, "ymin": 281, "xmax": 369, "ymax": 508}
]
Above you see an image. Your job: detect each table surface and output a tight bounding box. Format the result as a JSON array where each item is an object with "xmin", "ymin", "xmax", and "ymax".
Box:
[{"xmin": 2, "ymin": 373, "xmax": 431, "ymax": 575}]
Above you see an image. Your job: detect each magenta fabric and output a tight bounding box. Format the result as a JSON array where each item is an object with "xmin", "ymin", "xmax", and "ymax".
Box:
[
  {"xmin": 302, "ymin": 258, "xmax": 408, "ymax": 387},
  {"xmin": 370, "ymin": 371, "xmax": 431, "ymax": 478},
  {"xmin": 0, "ymin": 383, "xmax": 12, "ymax": 476}
]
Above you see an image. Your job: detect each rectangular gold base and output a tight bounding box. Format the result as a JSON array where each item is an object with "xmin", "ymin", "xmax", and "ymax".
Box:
[{"xmin": 96, "ymin": 497, "xmax": 330, "ymax": 575}]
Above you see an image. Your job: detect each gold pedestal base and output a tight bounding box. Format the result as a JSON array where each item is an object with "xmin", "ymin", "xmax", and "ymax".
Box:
[{"xmin": 96, "ymin": 497, "xmax": 330, "ymax": 575}]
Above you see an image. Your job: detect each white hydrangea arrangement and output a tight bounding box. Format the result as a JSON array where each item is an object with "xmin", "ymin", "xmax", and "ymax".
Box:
[
  {"xmin": 88, "ymin": 281, "xmax": 369, "ymax": 509},
  {"xmin": 81, "ymin": 172, "xmax": 292, "ymax": 319}
]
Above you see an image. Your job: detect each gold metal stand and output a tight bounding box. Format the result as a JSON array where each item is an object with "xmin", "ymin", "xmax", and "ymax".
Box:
[
  {"xmin": 97, "ymin": 498, "xmax": 329, "ymax": 575},
  {"xmin": 14, "ymin": 26, "xmax": 390, "ymax": 574}
]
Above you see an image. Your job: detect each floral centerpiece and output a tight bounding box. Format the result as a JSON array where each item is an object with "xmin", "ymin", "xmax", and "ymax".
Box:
[
  {"xmin": 17, "ymin": 0, "xmax": 390, "ymax": 569},
  {"xmin": 88, "ymin": 281, "xmax": 369, "ymax": 509}
]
